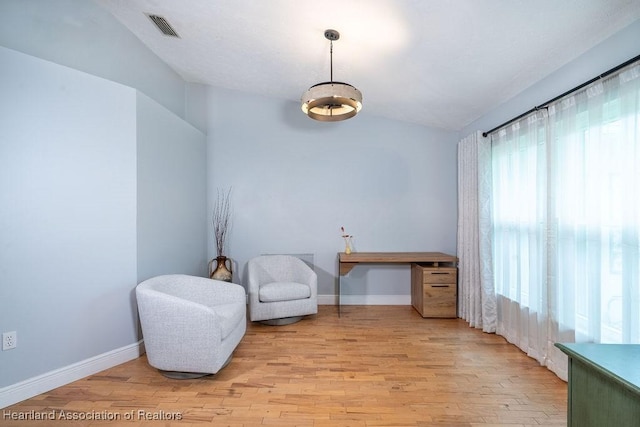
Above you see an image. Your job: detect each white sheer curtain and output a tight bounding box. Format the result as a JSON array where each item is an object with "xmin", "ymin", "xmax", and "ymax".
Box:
[
  {"xmin": 488, "ymin": 61, "xmax": 640, "ymax": 379},
  {"xmin": 490, "ymin": 111, "xmax": 552, "ymax": 366},
  {"xmin": 547, "ymin": 63, "xmax": 640, "ymax": 346},
  {"xmin": 457, "ymin": 131, "xmax": 496, "ymax": 332}
]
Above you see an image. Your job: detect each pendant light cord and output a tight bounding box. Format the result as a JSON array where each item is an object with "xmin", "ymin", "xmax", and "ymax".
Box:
[{"xmin": 330, "ymin": 40, "xmax": 334, "ymax": 83}]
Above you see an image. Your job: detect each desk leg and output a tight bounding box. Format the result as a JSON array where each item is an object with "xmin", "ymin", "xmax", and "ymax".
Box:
[{"xmin": 338, "ymin": 273, "xmax": 342, "ymax": 317}]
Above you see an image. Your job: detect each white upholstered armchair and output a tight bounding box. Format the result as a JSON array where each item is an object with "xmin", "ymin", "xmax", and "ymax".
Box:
[
  {"xmin": 136, "ymin": 274, "xmax": 246, "ymax": 378},
  {"xmin": 248, "ymin": 255, "xmax": 318, "ymax": 325}
]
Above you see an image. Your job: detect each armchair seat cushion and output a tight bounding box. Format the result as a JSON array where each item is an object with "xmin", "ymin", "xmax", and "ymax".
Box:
[{"xmin": 259, "ymin": 282, "xmax": 311, "ymax": 302}]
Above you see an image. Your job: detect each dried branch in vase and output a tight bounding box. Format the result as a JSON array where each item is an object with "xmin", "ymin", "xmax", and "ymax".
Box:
[{"xmin": 213, "ymin": 188, "xmax": 232, "ymax": 257}]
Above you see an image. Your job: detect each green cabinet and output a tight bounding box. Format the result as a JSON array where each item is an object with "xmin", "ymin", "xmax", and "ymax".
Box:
[{"xmin": 556, "ymin": 343, "xmax": 640, "ymax": 427}]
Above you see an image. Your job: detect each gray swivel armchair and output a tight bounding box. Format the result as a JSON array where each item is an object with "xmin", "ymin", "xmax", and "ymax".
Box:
[
  {"xmin": 136, "ymin": 274, "xmax": 246, "ymax": 378},
  {"xmin": 247, "ymin": 255, "xmax": 318, "ymax": 325}
]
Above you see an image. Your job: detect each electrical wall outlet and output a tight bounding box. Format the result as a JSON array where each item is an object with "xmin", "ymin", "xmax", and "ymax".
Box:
[{"xmin": 2, "ymin": 331, "xmax": 17, "ymax": 351}]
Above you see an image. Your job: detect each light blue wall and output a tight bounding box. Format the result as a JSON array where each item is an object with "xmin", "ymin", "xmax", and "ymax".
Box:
[
  {"xmin": 0, "ymin": 0, "xmax": 196, "ymax": 130},
  {"xmin": 0, "ymin": 4, "xmax": 207, "ymax": 398},
  {"xmin": 0, "ymin": 44, "xmax": 208, "ymax": 394},
  {"xmin": 0, "ymin": 46, "xmax": 138, "ymax": 387},
  {"xmin": 207, "ymin": 88, "xmax": 459, "ymax": 303},
  {"xmin": 462, "ymin": 19, "xmax": 640, "ymax": 138},
  {"xmin": 137, "ymin": 92, "xmax": 208, "ymax": 282},
  {"xmin": 186, "ymin": 83, "xmax": 210, "ymax": 135}
]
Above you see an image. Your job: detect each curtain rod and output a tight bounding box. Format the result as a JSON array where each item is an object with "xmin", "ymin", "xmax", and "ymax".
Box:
[{"xmin": 482, "ymin": 53, "xmax": 640, "ymax": 138}]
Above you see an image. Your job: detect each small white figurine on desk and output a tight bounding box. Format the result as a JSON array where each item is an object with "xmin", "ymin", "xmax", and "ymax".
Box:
[{"xmin": 341, "ymin": 226, "xmax": 354, "ymax": 254}]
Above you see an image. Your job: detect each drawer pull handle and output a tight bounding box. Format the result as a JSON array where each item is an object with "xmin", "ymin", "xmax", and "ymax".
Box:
[
  {"xmin": 430, "ymin": 272, "xmax": 450, "ymax": 275},
  {"xmin": 431, "ymin": 285, "xmax": 450, "ymax": 288}
]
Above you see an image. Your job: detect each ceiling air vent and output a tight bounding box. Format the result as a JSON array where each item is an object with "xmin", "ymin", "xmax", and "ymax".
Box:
[{"xmin": 146, "ymin": 14, "xmax": 180, "ymax": 38}]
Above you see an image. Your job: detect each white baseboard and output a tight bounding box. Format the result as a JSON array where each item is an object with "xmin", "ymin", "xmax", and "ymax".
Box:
[
  {"xmin": 318, "ymin": 294, "xmax": 411, "ymax": 305},
  {"xmin": 0, "ymin": 340, "xmax": 144, "ymax": 409}
]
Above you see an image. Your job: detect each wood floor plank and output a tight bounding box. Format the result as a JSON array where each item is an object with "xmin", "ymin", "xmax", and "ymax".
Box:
[{"xmin": 2, "ymin": 306, "xmax": 567, "ymax": 426}]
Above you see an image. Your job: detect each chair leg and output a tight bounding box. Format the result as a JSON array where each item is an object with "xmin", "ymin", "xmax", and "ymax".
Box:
[{"xmin": 259, "ymin": 315, "xmax": 303, "ymax": 326}]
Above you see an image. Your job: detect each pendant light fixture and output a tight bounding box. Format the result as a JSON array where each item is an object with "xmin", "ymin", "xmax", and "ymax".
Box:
[{"xmin": 301, "ymin": 29, "xmax": 362, "ymax": 122}]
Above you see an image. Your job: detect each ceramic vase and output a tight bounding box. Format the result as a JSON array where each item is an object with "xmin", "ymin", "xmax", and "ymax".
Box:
[{"xmin": 210, "ymin": 255, "xmax": 233, "ymax": 282}]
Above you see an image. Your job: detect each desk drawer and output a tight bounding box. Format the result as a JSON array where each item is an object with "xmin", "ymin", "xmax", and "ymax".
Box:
[
  {"xmin": 422, "ymin": 268, "xmax": 457, "ymax": 284},
  {"xmin": 422, "ymin": 284, "xmax": 457, "ymax": 317}
]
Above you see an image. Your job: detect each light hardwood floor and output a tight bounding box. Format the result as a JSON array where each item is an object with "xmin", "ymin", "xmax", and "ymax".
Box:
[{"xmin": 3, "ymin": 306, "xmax": 567, "ymax": 426}]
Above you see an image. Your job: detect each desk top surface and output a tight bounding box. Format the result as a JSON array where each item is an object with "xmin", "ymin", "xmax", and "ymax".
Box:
[
  {"xmin": 556, "ymin": 343, "xmax": 640, "ymax": 394},
  {"xmin": 339, "ymin": 252, "xmax": 457, "ymax": 263}
]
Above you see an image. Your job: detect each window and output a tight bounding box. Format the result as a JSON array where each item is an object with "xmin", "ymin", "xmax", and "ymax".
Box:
[{"xmin": 490, "ymin": 63, "xmax": 640, "ymax": 373}]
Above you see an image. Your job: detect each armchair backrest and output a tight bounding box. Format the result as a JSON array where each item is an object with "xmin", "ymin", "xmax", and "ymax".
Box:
[
  {"xmin": 248, "ymin": 255, "xmax": 315, "ymax": 285},
  {"xmin": 137, "ymin": 274, "xmax": 245, "ymax": 307}
]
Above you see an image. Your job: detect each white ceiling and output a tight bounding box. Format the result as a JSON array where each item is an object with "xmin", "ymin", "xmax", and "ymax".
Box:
[{"xmin": 97, "ymin": 0, "xmax": 640, "ymax": 130}]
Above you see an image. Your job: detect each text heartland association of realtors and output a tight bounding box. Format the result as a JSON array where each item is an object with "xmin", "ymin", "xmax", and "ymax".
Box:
[{"xmin": 3, "ymin": 409, "xmax": 182, "ymax": 421}]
